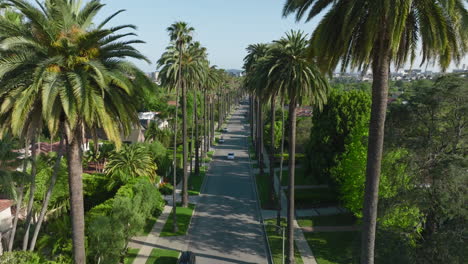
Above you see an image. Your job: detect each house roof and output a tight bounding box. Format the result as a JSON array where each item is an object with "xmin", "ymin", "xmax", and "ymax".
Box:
[
  {"xmin": 0, "ymin": 200, "xmax": 14, "ymax": 212},
  {"xmin": 168, "ymin": 101, "xmax": 178, "ymax": 106}
]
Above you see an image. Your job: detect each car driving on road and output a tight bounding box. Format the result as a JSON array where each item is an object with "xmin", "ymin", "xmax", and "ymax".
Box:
[
  {"xmin": 227, "ymin": 153, "xmax": 235, "ymax": 160},
  {"xmin": 218, "ymin": 137, "xmax": 225, "ymax": 143}
]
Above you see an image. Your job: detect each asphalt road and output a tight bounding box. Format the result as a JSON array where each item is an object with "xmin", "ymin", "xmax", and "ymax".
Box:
[{"xmin": 186, "ymin": 103, "xmax": 268, "ymax": 264}]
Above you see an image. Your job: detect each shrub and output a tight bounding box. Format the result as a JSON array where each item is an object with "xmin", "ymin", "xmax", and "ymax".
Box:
[{"xmin": 159, "ymin": 182, "xmax": 173, "ymax": 195}]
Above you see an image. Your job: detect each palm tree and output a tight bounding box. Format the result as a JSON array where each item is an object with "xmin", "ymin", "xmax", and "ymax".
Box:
[
  {"xmin": 260, "ymin": 31, "xmax": 330, "ymax": 263},
  {"xmin": 283, "ymin": 1, "xmax": 467, "ymax": 262},
  {"xmin": 105, "ymin": 144, "xmax": 157, "ymax": 188},
  {"xmin": 243, "ymin": 43, "xmax": 270, "ymax": 174},
  {"xmin": 0, "ymin": 1, "xmax": 151, "ymax": 262},
  {"xmin": 167, "ymin": 21, "xmax": 195, "ymax": 208}
]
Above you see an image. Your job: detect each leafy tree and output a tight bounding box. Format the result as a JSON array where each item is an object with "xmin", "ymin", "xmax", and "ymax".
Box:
[
  {"xmin": 283, "ymin": 1, "xmax": 467, "ymax": 262},
  {"xmin": 307, "ymin": 89, "xmax": 371, "ymax": 184}
]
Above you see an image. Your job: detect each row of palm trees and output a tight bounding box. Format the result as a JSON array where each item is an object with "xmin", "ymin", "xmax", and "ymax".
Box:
[
  {"xmin": 245, "ymin": 1, "xmax": 466, "ymax": 263},
  {"xmin": 157, "ymin": 21, "xmax": 239, "ymax": 231},
  {"xmin": 244, "ymin": 31, "xmax": 330, "ymax": 264},
  {"xmin": 0, "ymin": 0, "xmax": 155, "ymax": 262}
]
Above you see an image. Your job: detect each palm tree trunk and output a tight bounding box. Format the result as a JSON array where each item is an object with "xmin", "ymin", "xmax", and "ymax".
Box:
[
  {"xmin": 182, "ymin": 80, "xmax": 189, "ymax": 208},
  {"xmin": 190, "ymin": 90, "xmax": 196, "ymax": 175},
  {"xmin": 22, "ymin": 135, "xmax": 37, "ymax": 251},
  {"xmin": 210, "ymin": 96, "xmax": 215, "ymax": 147},
  {"xmin": 360, "ymin": 44, "xmax": 391, "ymax": 264},
  {"xmin": 194, "ymin": 90, "xmax": 199, "ymax": 175},
  {"xmin": 217, "ymin": 95, "xmax": 222, "ymax": 130},
  {"xmin": 66, "ymin": 126, "xmax": 86, "ymax": 264},
  {"xmin": 258, "ymin": 97, "xmax": 264, "ymax": 175},
  {"xmin": 8, "ymin": 139, "xmax": 29, "ymax": 252},
  {"xmin": 277, "ymin": 100, "xmax": 286, "ymax": 228},
  {"xmin": 286, "ymin": 93, "xmax": 297, "ymax": 264},
  {"xmin": 268, "ymin": 95, "xmax": 276, "ymax": 207},
  {"xmin": 29, "ymin": 134, "xmax": 65, "ymax": 251},
  {"xmin": 204, "ymin": 90, "xmax": 209, "ymax": 156},
  {"xmin": 172, "ymin": 81, "xmax": 180, "ymax": 233}
]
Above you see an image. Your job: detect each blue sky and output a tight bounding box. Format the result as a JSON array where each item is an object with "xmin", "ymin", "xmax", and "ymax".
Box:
[
  {"xmin": 98, "ymin": 0, "xmax": 321, "ymax": 72},
  {"xmin": 97, "ymin": 0, "xmax": 467, "ymax": 73}
]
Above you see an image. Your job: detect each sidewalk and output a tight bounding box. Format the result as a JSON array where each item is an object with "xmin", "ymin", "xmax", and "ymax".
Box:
[
  {"xmin": 256, "ymin": 145, "xmax": 318, "ymax": 264},
  {"xmin": 130, "ymin": 205, "xmax": 174, "ymax": 264}
]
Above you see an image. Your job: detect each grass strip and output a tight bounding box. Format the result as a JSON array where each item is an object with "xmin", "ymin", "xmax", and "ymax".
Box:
[
  {"xmin": 146, "ymin": 248, "xmax": 180, "ymax": 264},
  {"xmin": 160, "ymin": 204, "xmax": 195, "ymax": 237}
]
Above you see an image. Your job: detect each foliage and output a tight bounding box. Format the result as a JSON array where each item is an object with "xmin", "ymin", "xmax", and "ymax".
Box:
[
  {"xmin": 0, "ymin": 251, "xmax": 69, "ymax": 264},
  {"xmin": 105, "ymin": 144, "xmax": 158, "ymax": 188},
  {"xmin": 86, "ymin": 177, "xmax": 164, "ymax": 263},
  {"xmin": 158, "ymin": 182, "xmax": 173, "ymax": 195},
  {"xmin": 33, "ymin": 152, "xmax": 69, "ymax": 217},
  {"xmin": 264, "ymin": 120, "xmax": 282, "ymax": 150},
  {"xmin": 145, "ymin": 140, "xmax": 171, "ymax": 177},
  {"xmin": 36, "ymin": 215, "xmax": 73, "ymax": 258},
  {"xmin": 295, "ymin": 117, "xmax": 312, "ymax": 153},
  {"xmin": 306, "ymin": 89, "xmax": 371, "ymax": 184}
]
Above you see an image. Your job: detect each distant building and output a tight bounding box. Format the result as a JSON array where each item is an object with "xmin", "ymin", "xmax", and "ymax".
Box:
[
  {"xmin": 138, "ymin": 112, "xmax": 169, "ymax": 130},
  {"xmin": 146, "ymin": 71, "xmax": 161, "ymax": 84}
]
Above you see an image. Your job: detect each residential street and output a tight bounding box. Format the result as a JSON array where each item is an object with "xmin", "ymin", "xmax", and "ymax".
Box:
[{"xmin": 186, "ymin": 103, "xmax": 269, "ymax": 264}]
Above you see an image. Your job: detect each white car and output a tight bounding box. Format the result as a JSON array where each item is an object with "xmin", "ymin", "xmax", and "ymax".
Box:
[
  {"xmin": 218, "ymin": 137, "xmax": 225, "ymax": 143},
  {"xmin": 227, "ymin": 153, "xmax": 235, "ymax": 160},
  {"xmin": 222, "ymin": 128, "xmax": 228, "ymax": 133}
]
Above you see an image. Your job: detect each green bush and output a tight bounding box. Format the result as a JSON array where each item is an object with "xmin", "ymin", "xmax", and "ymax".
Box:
[
  {"xmin": 159, "ymin": 182, "xmax": 173, "ymax": 195},
  {"xmin": 0, "ymin": 251, "xmax": 70, "ymax": 264},
  {"xmin": 86, "ymin": 177, "xmax": 165, "ymax": 263}
]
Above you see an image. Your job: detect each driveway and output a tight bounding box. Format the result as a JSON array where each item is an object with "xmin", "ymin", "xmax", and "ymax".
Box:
[{"xmin": 186, "ymin": 103, "xmax": 269, "ymax": 264}]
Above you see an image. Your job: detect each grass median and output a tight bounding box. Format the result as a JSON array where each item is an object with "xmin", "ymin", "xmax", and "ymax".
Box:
[
  {"xmin": 188, "ymin": 166, "xmax": 207, "ymax": 195},
  {"xmin": 304, "ymin": 231, "xmax": 360, "ymax": 264},
  {"xmin": 146, "ymin": 248, "xmax": 180, "ymax": 264},
  {"xmin": 297, "ymin": 214, "xmax": 356, "ymax": 228},
  {"xmin": 160, "ymin": 203, "xmax": 195, "ymax": 237},
  {"xmin": 123, "ymin": 248, "xmax": 139, "ymax": 264}
]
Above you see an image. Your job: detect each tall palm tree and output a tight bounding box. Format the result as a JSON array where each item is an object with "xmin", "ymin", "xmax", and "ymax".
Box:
[
  {"xmin": 283, "ymin": 1, "xmax": 467, "ymax": 263},
  {"xmin": 261, "ymin": 31, "xmax": 330, "ymax": 263},
  {"xmin": 0, "ymin": 1, "xmax": 151, "ymax": 262},
  {"xmin": 243, "ymin": 43, "xmax": 269, "ymax": 174},
  {"xmin": 167, "ymin": 21, "xmax": 195, "ymax": 208}
]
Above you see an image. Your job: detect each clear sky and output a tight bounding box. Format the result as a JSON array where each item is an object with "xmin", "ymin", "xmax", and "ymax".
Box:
[
  {"xmin": 97, "ymin": 0, "xmax": 467, "ymax": 73},
  {"xmin": 97, "ymin": 0, "xmax": 321, "ymax": 72}
]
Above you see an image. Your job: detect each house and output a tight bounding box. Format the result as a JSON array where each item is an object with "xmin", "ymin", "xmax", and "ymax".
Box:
[{"xmin": 138, "ymin": 112, "xmax": 169, "ymax": 130}]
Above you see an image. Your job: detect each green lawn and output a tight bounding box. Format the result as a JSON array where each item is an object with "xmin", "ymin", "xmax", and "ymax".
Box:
[
  {"xmin": 304, "ymin": 231, "xmax": 360, "ymax": 264},
  {"xmin": 265, "ymin": 219, "xmax": 304, "ymax": 264},
  {"xmin": 278, "ymin": 167, "xmax": 319, "ymax": 186},
  {"xmin": 294, "ymin": 188, "xmax": 338, "ymax": 209},
  {"xmin": 188, "ymin": 166, "xmax": 207, "ymax": 195},
  {"xmin": 255, "ymin": 173, "xmax": 276, "ymax": 209},
  {"xmin": 146, "ymin": 248, "xmax": 180, "ymax": 264},
  {"xmin": 160, "ymin": 204, "xmax": 195, "ymax": 237},
  {"xmin": 124, "ymin": 248, "xmax": 139, "ymax": 264},
  {"xmin": 297, "ymin": 214, "xmax": 356, "ymax": 228},
  {"xmin": 207, "ymin": 150, "xmax": 215, "ymax": 158}
]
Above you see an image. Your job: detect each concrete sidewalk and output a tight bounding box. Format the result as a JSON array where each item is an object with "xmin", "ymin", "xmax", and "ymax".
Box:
[
  {"xmin": 130, "ymin": 206, "xmax": 175, "ymax": 264},
  {"xmin": 256, "ymin": 145, "xmax": 318, "ymax": 264}
]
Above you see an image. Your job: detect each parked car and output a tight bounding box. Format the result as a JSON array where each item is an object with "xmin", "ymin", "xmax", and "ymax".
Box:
[
  {"xmin": 227, "ymin": 152, "xmax": 235, "ymax": 160},
  {"xmin": 218, "ymin": 137, "xmax": 225, "ymax": 143},
  {"xmin": 222, "ymin": 127, "xmax": 228, "ymax": 132},
  {"xmin": 177, "ymin": 251, "xmax": 196, "ymax": 264}
]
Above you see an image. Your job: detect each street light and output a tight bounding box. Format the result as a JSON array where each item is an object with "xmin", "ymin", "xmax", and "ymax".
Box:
[{"xmin": 263, "ymin": 222, "xmax": 285, "ymax": 264}]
